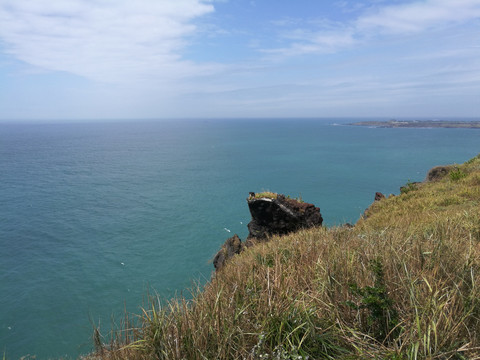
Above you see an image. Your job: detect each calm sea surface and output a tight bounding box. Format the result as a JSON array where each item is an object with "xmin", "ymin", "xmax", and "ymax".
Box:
[{"xmin": 1, "ymin": 119, "xmax": 479, "ymax": 359}]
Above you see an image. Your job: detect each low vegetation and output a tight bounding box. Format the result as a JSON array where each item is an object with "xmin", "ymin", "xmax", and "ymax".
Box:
[
  {"xmin": 250, "ymin": 192, "xmax": 279, "ymax": 200},
  {"xmin": 86, "ymin": 155, "xmax": 480, "ymax": 359}
]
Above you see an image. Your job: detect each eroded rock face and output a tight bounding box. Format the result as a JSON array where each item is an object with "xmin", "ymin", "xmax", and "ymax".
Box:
[
  {"xmin": 246, "ymin": 194, "xmax": 323, "ymax": 241},
  {"xmin": 213, "ymin": 234, "xmax": 243, "ymax": 271},
  {"xmin": 213, "ymin": 193, "xmax": 323, "ymax": 271}
]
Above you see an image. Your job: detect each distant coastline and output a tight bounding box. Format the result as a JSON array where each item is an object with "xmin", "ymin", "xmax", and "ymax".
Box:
[{"xmin": 349, "ymin": 120, "xmax": 480, "ymax": 129}]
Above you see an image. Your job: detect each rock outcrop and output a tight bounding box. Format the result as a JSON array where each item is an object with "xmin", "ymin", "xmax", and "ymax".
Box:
[
  {"xmin": 213, "ymin": 192, "xmax": 323, "ymax": 271},
  {"xmin": 426, "ymin": 165, "xmax": 454, "ymax": 182},
  {"xmin": 213, "ymin": 234, "xmax": 243, "ymax": 271},
  {"xmin": 246, "ymin": 193, "xmax": 323, "ymax": 242}
]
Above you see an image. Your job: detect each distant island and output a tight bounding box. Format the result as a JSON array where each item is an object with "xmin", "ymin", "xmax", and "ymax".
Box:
[{"xmin": 349, "ymin": 120, "xmax": 480, "ymax": 129}]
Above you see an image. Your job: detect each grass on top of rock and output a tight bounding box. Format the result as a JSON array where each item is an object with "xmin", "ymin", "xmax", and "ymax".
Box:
[
  {"xmin": 86, "ymin": 154, "xmax": 480, "ymax": 360},
  {"xmin": 250, "ymin": 191, "xmax": 278, "ymax": 200},
  {"xmin": 249, "ymin": 191, "xmax": 305, "ymax": 203}
]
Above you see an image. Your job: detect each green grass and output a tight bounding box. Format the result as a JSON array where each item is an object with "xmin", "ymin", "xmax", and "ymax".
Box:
[
  {"xmin": 450, "ymin": 168, "xmax": 468, "ymax": 181},
  {"xmin": 85, "ymin": 154, "xmax": 480, "ymax": 359}
]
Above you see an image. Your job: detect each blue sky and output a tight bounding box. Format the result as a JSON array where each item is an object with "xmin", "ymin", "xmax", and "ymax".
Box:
[{"xmin": 0, "ymin": 0, "xmax": 479, "ymax": 120}]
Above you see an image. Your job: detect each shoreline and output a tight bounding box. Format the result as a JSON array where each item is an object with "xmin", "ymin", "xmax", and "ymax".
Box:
[{"xmin": 349, "ymin": 120, "xmax": 480, "ymax": 129}]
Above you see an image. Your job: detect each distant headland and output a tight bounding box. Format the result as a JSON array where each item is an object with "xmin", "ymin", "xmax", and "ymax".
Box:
[{"xmin": 349, "ymin": 119, "xmax": 480, "ymax": 129}]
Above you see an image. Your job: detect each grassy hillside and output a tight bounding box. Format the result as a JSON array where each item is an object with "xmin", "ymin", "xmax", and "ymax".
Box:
[{"xmin": 87, "ymin": 155, "xmax": 480, "ymax": 360}]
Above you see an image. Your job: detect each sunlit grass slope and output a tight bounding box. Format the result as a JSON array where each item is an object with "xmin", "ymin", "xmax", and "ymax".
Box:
[{"xmin": 88, "ymin": 154, "xmax": 480, "ymax": 360}]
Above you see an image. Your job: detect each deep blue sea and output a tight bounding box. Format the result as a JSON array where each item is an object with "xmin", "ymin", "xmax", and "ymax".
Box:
[{"xmin": 1, "ymin": 119, "xmax": 479, "ymax": 359}]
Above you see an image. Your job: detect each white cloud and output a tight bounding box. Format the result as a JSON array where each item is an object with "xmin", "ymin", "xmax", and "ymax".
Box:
[
  {"xmin": 358, "ymin": 0, "xmax": 480, "ymax": 34},
  {"xmin": 1, "ymin": 0, "xmax": 479, "ymax": 119},
  {"xmin": 264, "ymin": 0, "xmax": 480, "ymax": 57},
  {"xmin": 0, "ymin": 0, "xmax": 215, "ymax": 82}
]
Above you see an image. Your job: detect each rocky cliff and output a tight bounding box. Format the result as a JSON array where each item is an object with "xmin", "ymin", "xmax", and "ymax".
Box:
[
  {"xmin": 213, "ymin": 192, "xmax": 323, "ymax": 270},
  {"xmin": 246, "ymin": 193, "xmax": 323, "ymax": 241}
]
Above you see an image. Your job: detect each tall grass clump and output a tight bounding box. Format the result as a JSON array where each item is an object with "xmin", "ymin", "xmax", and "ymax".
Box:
[{"xmin": 86, "ymin": 155, "xmax": 480, "ymax": 359}]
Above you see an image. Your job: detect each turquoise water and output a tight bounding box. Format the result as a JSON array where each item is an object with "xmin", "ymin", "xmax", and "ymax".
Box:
[{"xmin": 0, "ymin": 119, "xmax": 478, "ymax": 359}]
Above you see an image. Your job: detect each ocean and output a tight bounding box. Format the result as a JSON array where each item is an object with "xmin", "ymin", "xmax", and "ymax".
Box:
[{"xmin": 1, "ymin": 118, "xmax": 479, "ymax": 359}]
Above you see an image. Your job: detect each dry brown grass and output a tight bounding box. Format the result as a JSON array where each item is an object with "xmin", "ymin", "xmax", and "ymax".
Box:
[
  {"xmin": 250, "ymin": 191, "xmax": 279, "ymax": 200},
  {"xmin": 86, "ymin": 155, "xmax": 480, "ymax": 360}
]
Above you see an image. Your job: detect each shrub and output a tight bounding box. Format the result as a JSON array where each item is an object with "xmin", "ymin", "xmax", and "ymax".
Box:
[
  {"xmin": 400, "ymin": 180, "xmax": 418, "ymax": 194},
  {"xmin": 450, "ymin": 168, "xmax": 467, "ymax": 181},
  {"xmin": 346, "ymin": 258, "xmax": 400, "ymax": 341}
]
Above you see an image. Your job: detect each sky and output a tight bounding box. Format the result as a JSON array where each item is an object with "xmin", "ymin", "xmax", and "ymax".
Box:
[{"xmin": 0, "ymin": 0, "xmax": 479, "ymax": 120}]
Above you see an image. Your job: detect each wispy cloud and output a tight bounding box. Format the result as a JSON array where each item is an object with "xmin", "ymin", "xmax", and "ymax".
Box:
[
  {"xmin": 0, "ymin": 0, "xmax": 478, "ymax": 119},
  {"xmin": 0, "ymin": 0, "xmax": 216, "ymax": 82},
  {"xmin": 333, "ymin": 1, "xmax": 367, "ymax": 14},
  {"xmin": 264, "ymin": 0, "xmax": 480, "ymax": 57},
  {"xmin": 358, "ymin": 0, "xmax": 480, "ymax": 34},
  {"xmin": 262, "ymin": 29, "xmax": 355, "ymax": 56}
]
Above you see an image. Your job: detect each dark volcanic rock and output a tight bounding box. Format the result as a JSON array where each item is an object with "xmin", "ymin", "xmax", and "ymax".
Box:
[
  {"xmin": 375, "ymin": 192, "xmax": 386, "ymax": 201},
  {"xmin": 213, "ymin": 234, "xmax": 243, "ymax": 271},
  {"xmin": 213, "ymin": 192, "xmax": 324, "ymax": 271},
  {"xmin": 246, "ymin": 194, "xmax": 323, "ymax": 242}
]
